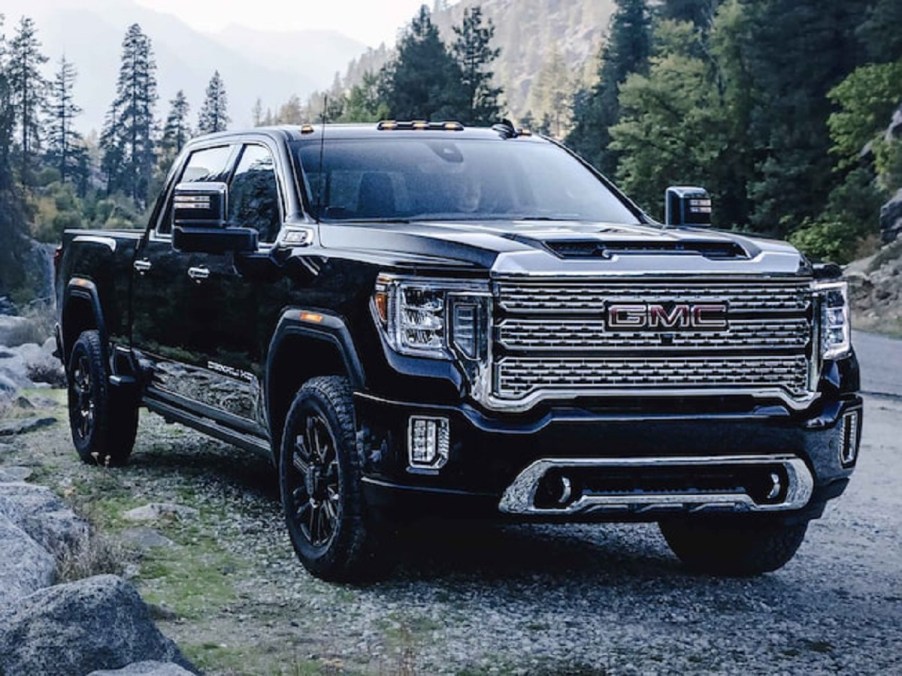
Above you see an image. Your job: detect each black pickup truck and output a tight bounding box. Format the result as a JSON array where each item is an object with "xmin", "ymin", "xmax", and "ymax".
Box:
[{"xmin": 55, "ymin": 121, "xmax": 862, "ymax": 581}]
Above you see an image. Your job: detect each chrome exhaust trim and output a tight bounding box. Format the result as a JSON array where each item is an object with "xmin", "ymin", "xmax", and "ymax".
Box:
[{"xmin": 498, "ymin": 455, "xmax": 814, "ymax": 516}]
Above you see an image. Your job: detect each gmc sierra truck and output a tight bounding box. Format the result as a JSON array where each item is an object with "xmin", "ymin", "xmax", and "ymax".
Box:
[{"xmin": 56, "ymin": 121, "xmax": 862, "ymax": 581}]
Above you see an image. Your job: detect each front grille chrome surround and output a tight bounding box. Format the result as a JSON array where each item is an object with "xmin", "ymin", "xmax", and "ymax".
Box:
[{"xmin": 484, "ymin": 276, "xmax": 817, "ymax": 412}]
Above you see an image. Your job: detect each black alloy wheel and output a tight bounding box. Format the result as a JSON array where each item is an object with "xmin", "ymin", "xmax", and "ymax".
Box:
[
  {"xmin": 66, "ymin": 330, "xmax": 138, "ymax": 466},
  {"xmin": 279, "ymin": 376, "xmax": 380, "ymax": 582}
]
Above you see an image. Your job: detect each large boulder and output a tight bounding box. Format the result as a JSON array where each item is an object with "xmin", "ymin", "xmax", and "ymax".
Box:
[
  {"xmin": 0, "ymin": 575, "xmax": 194, "ymax": 675},
  {"xmin": 0, "ymin": 513, "xmax": 56, "ymax": 607},
  {"xmin": 0, "ymin": 482, "xmax": 89, "ymax": 557}
]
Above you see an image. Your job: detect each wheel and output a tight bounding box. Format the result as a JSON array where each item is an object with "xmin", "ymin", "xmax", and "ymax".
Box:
[
  {"xmin": 279, "ymin": 376, "xmax": 380, "ymax": 582},
  {"xmin": 67, "ymin": 330, "xmax": 138, "ymax": 466},
  {"xmin": 659, "ymin": 518, "xmax": 808, "ymax": 576}
]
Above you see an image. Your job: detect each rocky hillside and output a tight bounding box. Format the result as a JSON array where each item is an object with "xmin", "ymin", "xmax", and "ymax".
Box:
[
  {"xmin": 341, "ymin": 0, "xmax": 617, "ymax": 122},
  {"xmin": 848, "ymin": 239, "xmax": 902, "ymax": 337}
]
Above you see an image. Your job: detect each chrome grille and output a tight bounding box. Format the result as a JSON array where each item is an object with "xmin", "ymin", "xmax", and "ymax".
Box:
[
  {"xmin": 498, "ymin": 318, "xmax": 810, "ymax": 351},
  {"xmin": 490, "ymin": 277, "xmax": 814, "ymax": 407},
  {"xmin": 495, "ymin": 356, "xmax": 810, "ymax": 398},
  {"xmin": 496, "ymin": 280, "xmax": 811, "ymax": 314}
]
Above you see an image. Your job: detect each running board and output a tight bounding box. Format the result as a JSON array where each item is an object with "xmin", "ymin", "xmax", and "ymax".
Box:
[{"xmin": 144, "ymin": 396, "xmax": 271, "ymax": 458}]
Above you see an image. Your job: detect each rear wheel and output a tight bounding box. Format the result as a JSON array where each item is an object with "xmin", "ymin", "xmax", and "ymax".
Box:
[
  {"xmin": 67, "ymin": 330, "xmax": 138, "ymax": 466},
  {"xmin": 659, "ymin": 518, "xmax": 808, "ymax": 576},
  {"xmin": 279, "ymin": 376, "xmax": 380, "ymax": 582}
]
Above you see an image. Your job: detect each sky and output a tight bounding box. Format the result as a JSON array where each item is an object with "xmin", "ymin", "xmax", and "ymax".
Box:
[{"xmin": 133, "ymin": 0, "xmax": 434, "ymax": 48}]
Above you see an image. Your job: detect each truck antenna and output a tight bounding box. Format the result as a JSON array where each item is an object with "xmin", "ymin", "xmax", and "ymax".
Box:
[{"xmin": 315, "ymin": 95, "xmax": 327, "ymax": 224}]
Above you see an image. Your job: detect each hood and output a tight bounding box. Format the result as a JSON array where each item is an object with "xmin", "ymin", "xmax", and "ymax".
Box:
[{"xmin": 318, "ymin": 219, "xmax": 810, "ymax": 277}]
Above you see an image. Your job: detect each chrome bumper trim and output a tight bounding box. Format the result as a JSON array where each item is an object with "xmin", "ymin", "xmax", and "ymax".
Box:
[{"xmin": 498, "ymin": 454, "xmax": 814, "ymax": 516}]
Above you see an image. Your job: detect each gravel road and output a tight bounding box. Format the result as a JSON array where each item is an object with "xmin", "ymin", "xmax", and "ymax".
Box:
[{"xmin": 2, "ymin": 335, "xmax": 901, "ymax": 674}]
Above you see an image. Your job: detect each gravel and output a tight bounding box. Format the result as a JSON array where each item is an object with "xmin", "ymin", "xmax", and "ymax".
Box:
[{"xmin": 0, "ymin": 390, "xmax": 900, "ymax": 674}]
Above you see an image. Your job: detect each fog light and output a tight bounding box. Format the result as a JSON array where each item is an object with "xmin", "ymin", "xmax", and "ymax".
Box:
[
  {"xmin": 408, "ymin": 416, "xmax": 450, "ymax": 470},
  {"xmin": 840, "ymin": 410, "xmax": 861, "ymax": 467}
]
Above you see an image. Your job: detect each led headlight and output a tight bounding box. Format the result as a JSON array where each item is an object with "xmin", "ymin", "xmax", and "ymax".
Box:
[
  {"xmin": 373, "ymin": 274, "xmax": 490, "ymax": 360},
  {"xmin": 813, "ymin": 280, "xmax": 851, "ymax": 360}
]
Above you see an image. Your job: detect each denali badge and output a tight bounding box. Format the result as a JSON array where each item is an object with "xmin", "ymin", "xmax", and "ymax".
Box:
[{"xmin": 606, "ymin": 303, "xmax": 728, "ymax": 330}]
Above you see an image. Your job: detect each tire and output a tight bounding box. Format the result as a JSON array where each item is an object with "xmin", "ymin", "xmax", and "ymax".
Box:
[
  {"xmin": 279, "ymin": 376, "xmax": 380, "ymax": 582},
  {"xmin": 67, "ymin": 330, "xmax": 138, "ymax": 466},
  {"xmin": 659, "ymin": 518, "xmax": 808, "ymax": 576}
]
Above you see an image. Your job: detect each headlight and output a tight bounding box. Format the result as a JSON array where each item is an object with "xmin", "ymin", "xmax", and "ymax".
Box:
[
  {"xmin": 373, "ymin": 274, "xmax": 490, "ymax": 360},
  {"xmin": 813, "ymin": 280, "xmax": 851, "ymax": 360}
]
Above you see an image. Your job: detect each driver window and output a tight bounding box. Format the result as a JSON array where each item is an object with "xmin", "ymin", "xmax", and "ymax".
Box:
[
  {"xmin": 157, "ymin": 145, "xmax": 234, "ymax": 235},
  {"xmin": 229, "ymin": 144, "xmax": 282, "ymax": 244}
]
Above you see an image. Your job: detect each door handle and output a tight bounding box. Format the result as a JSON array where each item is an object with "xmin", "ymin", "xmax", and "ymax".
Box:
[
  {"xmin": 187, "ymin": 266, "xmax": 210, "ymax": 282},
  {"xmin": 133, "ymin": 259, "xmax": 152, "ymax": 275}
]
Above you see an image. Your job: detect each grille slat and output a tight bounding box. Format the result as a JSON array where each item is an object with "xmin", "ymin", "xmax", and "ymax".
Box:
[{"xmin": 491, "ymin": 277, "xmax": 814, "ymax": 404}]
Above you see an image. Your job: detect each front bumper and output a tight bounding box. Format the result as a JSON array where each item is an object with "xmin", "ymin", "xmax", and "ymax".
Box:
[{"xmin": 355, "ymin": 392, "xmax": 862, "ymax": 524}]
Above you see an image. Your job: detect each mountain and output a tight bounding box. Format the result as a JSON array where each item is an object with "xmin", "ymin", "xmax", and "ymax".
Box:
[
  {"xmin": 0, "ymin": 0, "xmax": 365, "ymax": 131},
  {"xmin": 335, "ymin": 0, "xmax": 617, "ymax": 124}
]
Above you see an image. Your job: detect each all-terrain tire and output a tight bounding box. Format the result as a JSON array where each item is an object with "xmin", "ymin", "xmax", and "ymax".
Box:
[
  {"xmin": 659, "ymin": 518, "xmax": 808, "ymax": 576},
  {"xmin": 279, "ymin": 376, "xmax": 381, "ymax": 582},
  {"xmin": 67, "ymin": 330, "xmax": 138, "ymax": 466}
]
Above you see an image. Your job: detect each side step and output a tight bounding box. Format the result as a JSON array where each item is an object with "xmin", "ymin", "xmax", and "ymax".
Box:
[{"xmin": 143, "ymin": 396, "xmax": 271, "ymax": 458}]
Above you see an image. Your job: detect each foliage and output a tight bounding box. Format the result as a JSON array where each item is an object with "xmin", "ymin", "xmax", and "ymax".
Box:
[
  {"xmin": 379, "ymin": 6, "xmax": 468, "ymax": 121},
  {"xmin": 100, "ymin": 23, "xmax": 158, "ymax": 209},
  {"xmin": 451, "ymin": 6, "xmax": 502, "ymax": 125},
  {"xmin": 158, "ymin": 90, "xmax": 191, "ymax": 180},
  {"xmin": 566, "ymin": 0, "xmax": 651, "ymax": 175},
  {"xmin": 44, "ymin": 56, "xmax": 88, "ymax": 190},
  {"xmin": 341, "ymin": 72, "xmax": 389, "ymax": 122},
  {"xmin": 7, "ymin": 16, "xmax": 48, "ymax": 183},
  {"xmin": 827, "ymin": 60, "xmax": 902, "ymax": 169},
  {"xmin": 197, "ymin": 70, "xmax": 229, "ymax": 135}
]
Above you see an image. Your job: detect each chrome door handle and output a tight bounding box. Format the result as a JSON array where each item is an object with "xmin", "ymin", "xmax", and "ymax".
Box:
[
  {"xmin": 133, "ymin": 259, "xmax": 152, "ymax": 274},
  {"xmin": 187, "ymin": 266, "xmax": 210, "ymax": 282}
]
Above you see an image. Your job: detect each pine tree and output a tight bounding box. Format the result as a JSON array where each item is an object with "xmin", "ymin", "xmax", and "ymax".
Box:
[
  {"xmin": 44, "ymin": 56, "xmax": 87, "ymax": 185},
  {"xmin": 657, "ymin": 0, "xmax": 723, "ymax": 30},
  {"xmin": 100, "ymin": 23, "xmax": 158, "ymax": 208},
  {"xmin": 452, "ymin": 6, "xmax": 502, "ymax": 125},
  {"xmin": 197, "ymin": 70, "xmax": 230, "ymax": 135},
  {"xmin": 739, "ymin": 0, "xmax": 871, "ymax": 236},
  {"xmin": 380, "ymin": 6, "xmax": 467, "ymax": 121},
  {"xmin": 342, "ymin": 71, "xmax": 389, "ymax": 122},
  {"xmin": 158, "ymin": 90, "xmax": 191, "ymax": 176},
  {"xmin": 566, "ymin": 0, "xmax": 651, "ymax": 176},
  {"xmin": 252, "ymin": 98, "xmax": 263, "ymax": 126},
  {"xmin": 7, "ymin": 16, "xmax": 48, "ymax": 183}
]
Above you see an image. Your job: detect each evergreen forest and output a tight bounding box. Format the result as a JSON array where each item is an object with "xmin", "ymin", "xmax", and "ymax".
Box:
[{"xmin": 0, "ymin": 0, "xmax": 901, "ymax": 305}]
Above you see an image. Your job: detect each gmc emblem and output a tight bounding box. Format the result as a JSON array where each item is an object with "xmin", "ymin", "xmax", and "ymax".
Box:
[{"xmin": 606, "ymin": 303, "xmax": 728, "ymax": 330}]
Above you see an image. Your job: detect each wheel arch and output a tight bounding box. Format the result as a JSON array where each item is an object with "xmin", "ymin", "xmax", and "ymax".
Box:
[
  {"xmin": 266, "ymin": 309, "xmax": 365, "ymax": 465},
  {"xmin": 60, "ymin": 279, "xmax": 107, "ymax": 368}
]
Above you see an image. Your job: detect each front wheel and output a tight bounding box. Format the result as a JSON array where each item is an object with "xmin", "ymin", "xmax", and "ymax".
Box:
[
  {"xmin": 659, "ymin": 518, "xmax": 808, "ymax": 576},
  {"xmin": 67, "ymin": 330, "xmax": 138, "ymax": 466},
  {"xmin": 279, "ymin": 376, "xmax": 380, "ymax": 582}
]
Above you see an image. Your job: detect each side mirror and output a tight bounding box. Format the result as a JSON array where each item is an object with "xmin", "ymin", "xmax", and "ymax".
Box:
[
  {"xmin": 665, "ymin": 186, "xmax": 712, "ymax": 227},
  {"xmin": 171, "ymin": 181, "xmax": 257, "ymax": 254}
]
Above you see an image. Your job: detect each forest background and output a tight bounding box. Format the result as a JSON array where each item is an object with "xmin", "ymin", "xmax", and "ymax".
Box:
[{"xmin": 1, "ymin": 0, "xmax": 901, "ymax": 309}]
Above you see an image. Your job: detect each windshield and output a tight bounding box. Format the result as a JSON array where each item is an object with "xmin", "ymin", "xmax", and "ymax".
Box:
[{"xmin": 295, "ymin": 137, "xmax": 640, "ymax": 224}]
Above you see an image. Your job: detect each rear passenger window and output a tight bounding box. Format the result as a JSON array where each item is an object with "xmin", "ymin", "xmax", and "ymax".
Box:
[
  {"xmin": 158, "ymin": 145, "xmax": 235, "ymax": 234},
  {"xmin": 229, "ymin": 145, "xmax": 282, "ymax": 244}
]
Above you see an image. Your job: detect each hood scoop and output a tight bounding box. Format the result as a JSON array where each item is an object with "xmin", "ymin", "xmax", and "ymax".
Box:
[{"xmin": 544, "ymin": 239, "xmax": 750, "ymax": 260}]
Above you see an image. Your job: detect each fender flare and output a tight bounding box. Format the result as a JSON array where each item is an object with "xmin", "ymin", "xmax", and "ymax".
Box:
[{"xmin": 60, "ymin": 278, "xmax": 108, "ymax": 364}]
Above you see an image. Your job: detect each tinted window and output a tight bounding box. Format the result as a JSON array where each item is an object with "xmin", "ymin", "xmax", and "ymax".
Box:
[
  {"xmin": 229, "ymin": 145, "xmax": 281, "ymax": 244},
  {"xmin": 297, "ymin": 138, "xmax": 639, "ymax": 224},
  {"xmin": 158, "ymin": 145, "xmax": 234, "ymax": 234}
]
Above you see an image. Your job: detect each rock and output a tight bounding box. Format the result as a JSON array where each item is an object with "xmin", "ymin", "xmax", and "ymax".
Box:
[
  {"xmin": 0, "ymin": 466, "xmax": 33, "ymax": 482},
  {"xmin": 0, "ymin": 575, "xmax": 194, "ymax": 675},
  {"xmin": 0, "ymin": 482, "xmax": 90, "ymax": 557},
  {"xmin": 0, "ymin": 513, "xmax": 56, "ymax": 607},
  {"xmin": 13, "ymin": 394, "xmax": 35, "ymax": 409},
  {"xmin": 123, "ymin": 503, "xmax": 199, "ymax": 523},
  {"xmin": 120, "ymin": 528, "xmax": 175, "ymax": 550},
  {"xmin": 0, "ymin": 315, "xmax": 28, "ymax": 347},
  {"xmin": 880, "ymin": 188, "xmax": 902, "ymax": 244},
  {"xmin": 885, "ymin": 103, "xmax": 902, "ymax": 143},
  {"xmin": 0, "ymin": 416, "xmax": 57, "ymax": 437},
  {"xmin": 88, "ymin": 661, "xmax": 195, "ymax": 676}
]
